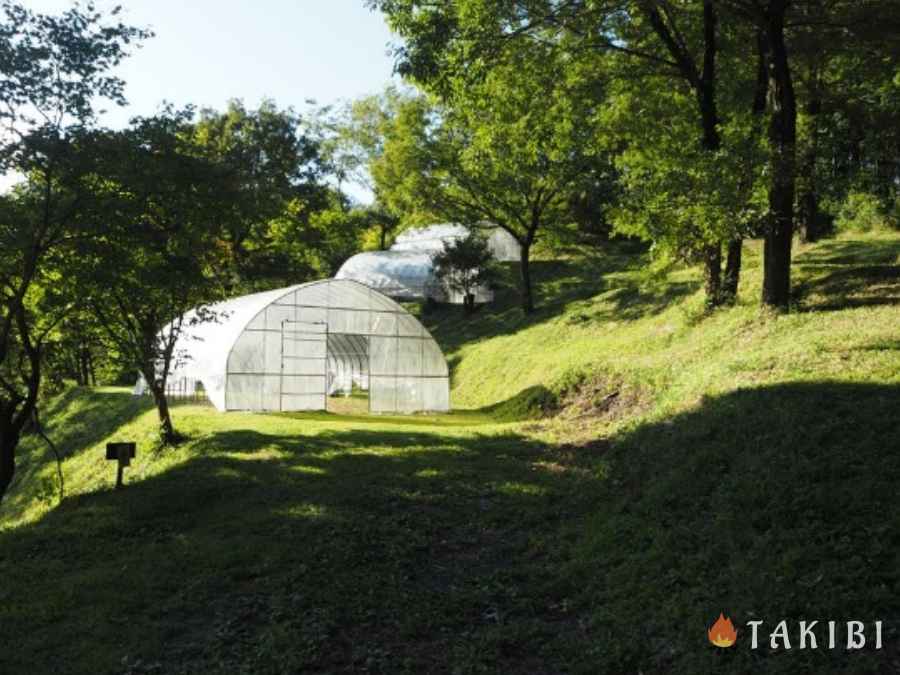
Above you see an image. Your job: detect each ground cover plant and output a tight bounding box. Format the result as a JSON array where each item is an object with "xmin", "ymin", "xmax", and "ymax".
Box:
[{"xmin": 2, "ymin": 231, "xmax": 898, "ymax": 674}]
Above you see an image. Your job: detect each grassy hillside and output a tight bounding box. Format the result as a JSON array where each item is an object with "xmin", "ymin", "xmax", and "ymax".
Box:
[
  {"xmin": 427, "ymin": 233, "xmax": 899, "ymax": 429},
  {"xmin": 1, "ymin": 231, "xmax": 898, "ymax": 674}
]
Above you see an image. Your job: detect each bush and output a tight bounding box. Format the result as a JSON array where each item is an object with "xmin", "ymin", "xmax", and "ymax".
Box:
[{"xmin": 834, "ymin": 191, "xmax": 897, "ymax": 232}]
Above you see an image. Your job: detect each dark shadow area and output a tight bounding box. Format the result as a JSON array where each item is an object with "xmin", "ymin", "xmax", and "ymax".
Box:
[
  {"xmin": 853, "ymin": 338, "xmax": 900, "ymax": 352},
  {"xmin": 563, "ymin": 279, "xmax": 701, "ymax": 324},
  {"xmin": 794, "ymin": 237, "xmax": 900, "ymax": 312},
  {"xmin": 0, "ymin": 424, "xmax": 601, "ymax": 674},
  {"xmin": 574, "ymin": 381, "xmax": 900, "ymax": 675},
  {"xmin": 2, "ymin": 382, "xmax": 898, "ymax": 674},
  {"xmin": 795, "ymin": 238, "xmax": 899, "ymax": 267},
  {"xmin": 479, "ymin": 384, "xmax": 559, "ymax": 422}
]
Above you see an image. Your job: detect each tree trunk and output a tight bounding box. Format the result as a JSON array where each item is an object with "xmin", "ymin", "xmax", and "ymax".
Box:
[
  {"xmin": 144, "ymin": 375, "xmax": 179, "ymax": 445},
  {"xmin": 464, "ymin": 292, "xmax": 475, "ymax": 314},
  {"xmin": 695, "ymin": 1, "xmax": 729, "ymax": 309},
  {"xmin": 762, "ymin": 5, "xmax": 797, "ymax": 310},
  {"xmin": 1, "ymin": 306, "xmax": 43, "ymax": 503},
  {"xmin": 722, "ymin": 239, "xmax": 743, "ymax": 304},
  {"xmin": 88, "ymin": 350, "xmax": 97, "ymax": 386},
  {"xmin": 703, "ymin": 244, "xmax": 722, "ymax": 309},
  {"xmin": 0, "ymin": 420, "xmax": 18, "ymax": 505},
  {"xmin": 797, "ymin": 186, "xmax": 819, "ymax": 243},
  {"xmin": 153, "ymin": 387, "xmax": 178, "ymax": 445},
  {"xmin": 0, "ymin": 399, "xmax": 35, "ymax": 504},
  {"xmin": 79, "ymin": 345, "xmax": 90, "ymax": 386},
  {"xmin": 519, "ymin": 243, "xmax": 534, "ymax": 314},
  {"xmin": 797, "ymin": 103, "xmax": 821, "ymax": 243}
]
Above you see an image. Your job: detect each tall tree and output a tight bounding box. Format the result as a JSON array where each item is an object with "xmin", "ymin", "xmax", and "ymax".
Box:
[
  {"xmin": 0, "ymin": 1, "xmax": 148, "ymax": 503},
  {"xmin": 192, "ymin": 100, "xmax": 328, "ymax": 292},
  {"xmin": 73, "ymin": 111, "xmax": 232, "ymax": 445},
  {"xmin": 371, "ymin": 47, "xmax": 608, "ymax": 313},
  {"xmin": 372, "ymin": 0, "xmax": 900, "ymax": 309},
  {"xmin": 373, "ymin": 0, "xmax": 749, "ymax": 307}
]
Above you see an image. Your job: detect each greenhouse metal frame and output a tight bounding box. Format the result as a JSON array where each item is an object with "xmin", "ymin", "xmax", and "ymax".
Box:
[{"xmin": 152, "ymin": 279, "xmax": 450, "ymax": 414}]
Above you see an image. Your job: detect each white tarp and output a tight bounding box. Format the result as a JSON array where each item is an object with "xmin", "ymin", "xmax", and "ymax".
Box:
[
  {"xmin": 138, "ymin": 279, "xmax": 450, "ymax": 414},
  {"xmin": 334, "ymin": 223, "xmax": 521, "ymax": 303}
]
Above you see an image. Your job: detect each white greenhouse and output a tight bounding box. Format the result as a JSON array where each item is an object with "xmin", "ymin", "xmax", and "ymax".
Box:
[
  {"xmin": 140, "ymin": 279, "xmax": 450, "ymax": 414},
  {"xmin": 335, "ymin": 223, "xmax": 521, "ymax": 303}
]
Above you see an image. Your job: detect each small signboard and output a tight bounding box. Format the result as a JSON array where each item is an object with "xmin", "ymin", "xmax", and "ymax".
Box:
[
  {"xmin": 106, "ymin": 442, "xmax": 136, "ymax": 463},
  {"xmin": 106, "ymin": 442, "xmax": 136, "ymax": 488}
]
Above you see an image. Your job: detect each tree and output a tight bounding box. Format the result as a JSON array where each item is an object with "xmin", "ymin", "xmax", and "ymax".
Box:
[
  {"xmin": 0, "ymin": 1, "xmax": 148, "ymax": 503},
  {"xmin": 373, "ymin": 0, "xmax": 748, "ymax": 307},
  {"xmin": 787, "ymin": 1, "xmax": 900, "ymax": 242},
  {"xmin": 373, "ymin": 0, "xmax": 899, "ymax": 309},
  {"xmin": 72, "ymin": 110, "xmax": 232, "ymax": 445},
  {"xmin": 316, "ymin": 88, "xmax": 430, "ymax": 246},
  {"xmin": 192, "ymin": 100, "xmax": 329, "ymax": 293},
  {"xmin": 432, "ymin": 232, "xmax": 499, "ymax": 313},
  {"xmin": 269, "ymin": 191, "xmax": 370, "ymax": 277},
  {"xmin": 43, "ymin": 309, "xmax": 104, "ymax": 388},
  {"xmin": 370, "ymin": 46, "xmax": 608, "ymax": 314}
]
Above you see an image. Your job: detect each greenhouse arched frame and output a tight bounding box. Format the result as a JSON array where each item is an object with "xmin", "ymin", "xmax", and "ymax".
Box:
[{"xmin": 152, "ymin": 279, "xmax": 450, "ymax": 414}]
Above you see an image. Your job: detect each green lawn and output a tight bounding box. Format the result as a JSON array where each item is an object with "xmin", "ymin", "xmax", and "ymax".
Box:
[{"xmin": 1, "ymin": 231, "xmax": 898, "ymax": 674}]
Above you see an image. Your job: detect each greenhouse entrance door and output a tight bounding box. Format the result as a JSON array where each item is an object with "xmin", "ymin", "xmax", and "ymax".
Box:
[
  {"xmin": 325, "ymin": 334, "xmax": 371, "ymax": 415},
  {"xmin": 279, "ymin": 320, "xmax": 328, "ymax": 411}
]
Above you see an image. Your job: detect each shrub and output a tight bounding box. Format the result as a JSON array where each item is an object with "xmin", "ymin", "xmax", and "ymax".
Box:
[{"xmin": 834, "ymin": 191, "xmax": 896, "ymax": 232}]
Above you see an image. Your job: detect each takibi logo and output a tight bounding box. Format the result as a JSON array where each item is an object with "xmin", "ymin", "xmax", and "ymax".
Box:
[
  {"xmin": 708, "ymin": 614, "xmax": 885, "ymax": 650},
  {"xmin": 708, "ymin": 613, "xmax": 738, "ymax": 648}
]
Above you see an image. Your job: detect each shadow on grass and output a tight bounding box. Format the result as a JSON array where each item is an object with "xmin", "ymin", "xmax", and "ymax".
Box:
[
  {"xmin": 794, "ymin": 237, "xmax": 900, "ymax": 312},
  {"xmin": 853, "ymin": 338, "xmax": 900, "ymax": 352},
  {"xmin": 2, "ymin": 381, "xmax": 898, "ymax": 674},
  {"xmin": 575, "ymin": 380, "xmax": 900, "ymax": 675},
  {"xmin": 563, "ymin": 279, "xmax": 701, "ymax": 324},
  {"xmin": 424, "ymin": 240, "xmax": 656, "ymax": 355},
  {"xmin": 0, "ymin": 423, "xmax": 600, "ymax": 675},
  {"xmin": 479, "ymin": 384, "xmax": 558, "ymax": 422}
]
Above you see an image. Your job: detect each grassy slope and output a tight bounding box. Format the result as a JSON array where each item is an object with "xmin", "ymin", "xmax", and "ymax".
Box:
[{"xmin": 1, "ymin": 231, "xmax": 898, "ymax": 674}]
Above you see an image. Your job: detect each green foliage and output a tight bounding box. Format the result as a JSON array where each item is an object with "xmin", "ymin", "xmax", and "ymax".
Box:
[
  {"xmin": 603, "ymin": 76, "xmax": 768, "ymax": 260},
  {"xmin": 0, "ymin": 0, "xmax": 149, "ymax": 501},
  {"xmin": 366, "ymin": 45, "xmax": 613, "ymax": 312},
  {"xmin": 191, "ymin": 100, "xmax": 332, "ymax": 292},
  {"xmin": 1, "ymin": 233, "xmax": 898, "ymax": 674},
  {"xmin": 834, "ymin": 191, "xmax": 898, "ymax": 232},
  {"xmin": 432, "ymin": 231, "xmax": 499, "ymax": 307},
  {"xmin": 276, "ymin": 197, "xmax": 370, "ymax": 277},
  {"xmin": 62, "ymin": 108, "xmax": 239, "ymax": 443}
]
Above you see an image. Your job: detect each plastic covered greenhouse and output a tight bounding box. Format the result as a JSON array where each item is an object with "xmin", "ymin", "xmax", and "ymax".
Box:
[
  {"xmin": 335, "ymin": 224, "xmax": 521, "ymax": 303},
  {"xmin": 138, "ymin": 279, "xmax": 450, "ymax": 414},
  {"xmin": 391, "ymin": 224, "xmax": 522, "ymax": 260}
]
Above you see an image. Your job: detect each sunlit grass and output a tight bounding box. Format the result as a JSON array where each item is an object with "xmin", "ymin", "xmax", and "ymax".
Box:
[{"xmin": 0, "ymin": 231, "xmax": 898, "ymax": 674}]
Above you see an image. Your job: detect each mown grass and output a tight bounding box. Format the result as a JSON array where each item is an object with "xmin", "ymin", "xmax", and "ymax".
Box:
[{"xmin": 1, "ymin": 230, "xmax": 898, "ymax": 674}]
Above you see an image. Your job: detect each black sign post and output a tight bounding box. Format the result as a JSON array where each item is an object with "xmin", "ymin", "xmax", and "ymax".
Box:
[{"xmin": 106, "ymin": 442, "xmax": 136, "ymax": 489}]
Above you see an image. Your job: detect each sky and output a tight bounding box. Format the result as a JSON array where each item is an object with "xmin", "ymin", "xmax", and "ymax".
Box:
[{"xmin": 11, "ymin": 0, "xmax": 401, "ymax": 199}]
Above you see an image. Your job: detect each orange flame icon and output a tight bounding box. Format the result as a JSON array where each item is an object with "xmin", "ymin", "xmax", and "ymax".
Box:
[{"xmin": 708, "ymin": 613, "xmax": 737, "ymax": 648}]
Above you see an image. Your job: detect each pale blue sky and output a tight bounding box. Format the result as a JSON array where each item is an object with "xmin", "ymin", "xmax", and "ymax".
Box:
[
  {"xmin": 25, "ymin": 0, "xmax": 399, "ymax": 124},
  {"xmin": 17, "ymin": 1, "xmax": 400, "ymax": 199}
]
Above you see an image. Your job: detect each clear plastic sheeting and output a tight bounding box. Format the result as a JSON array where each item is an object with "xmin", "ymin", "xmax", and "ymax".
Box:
[
  {"xmin": 335, "ymin": 250, "xmax": 439, "ymax": 300},
  {"xmin": 391, "ymin": 223, "xmax": 522, "ymax": 262},
  {"xmin": 334, "ymin": 223, "xmax": 522, "ymax": 303},
  {"xmin": 144, "ymin": 279, "xmax": 450, "ymax": 414}
]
